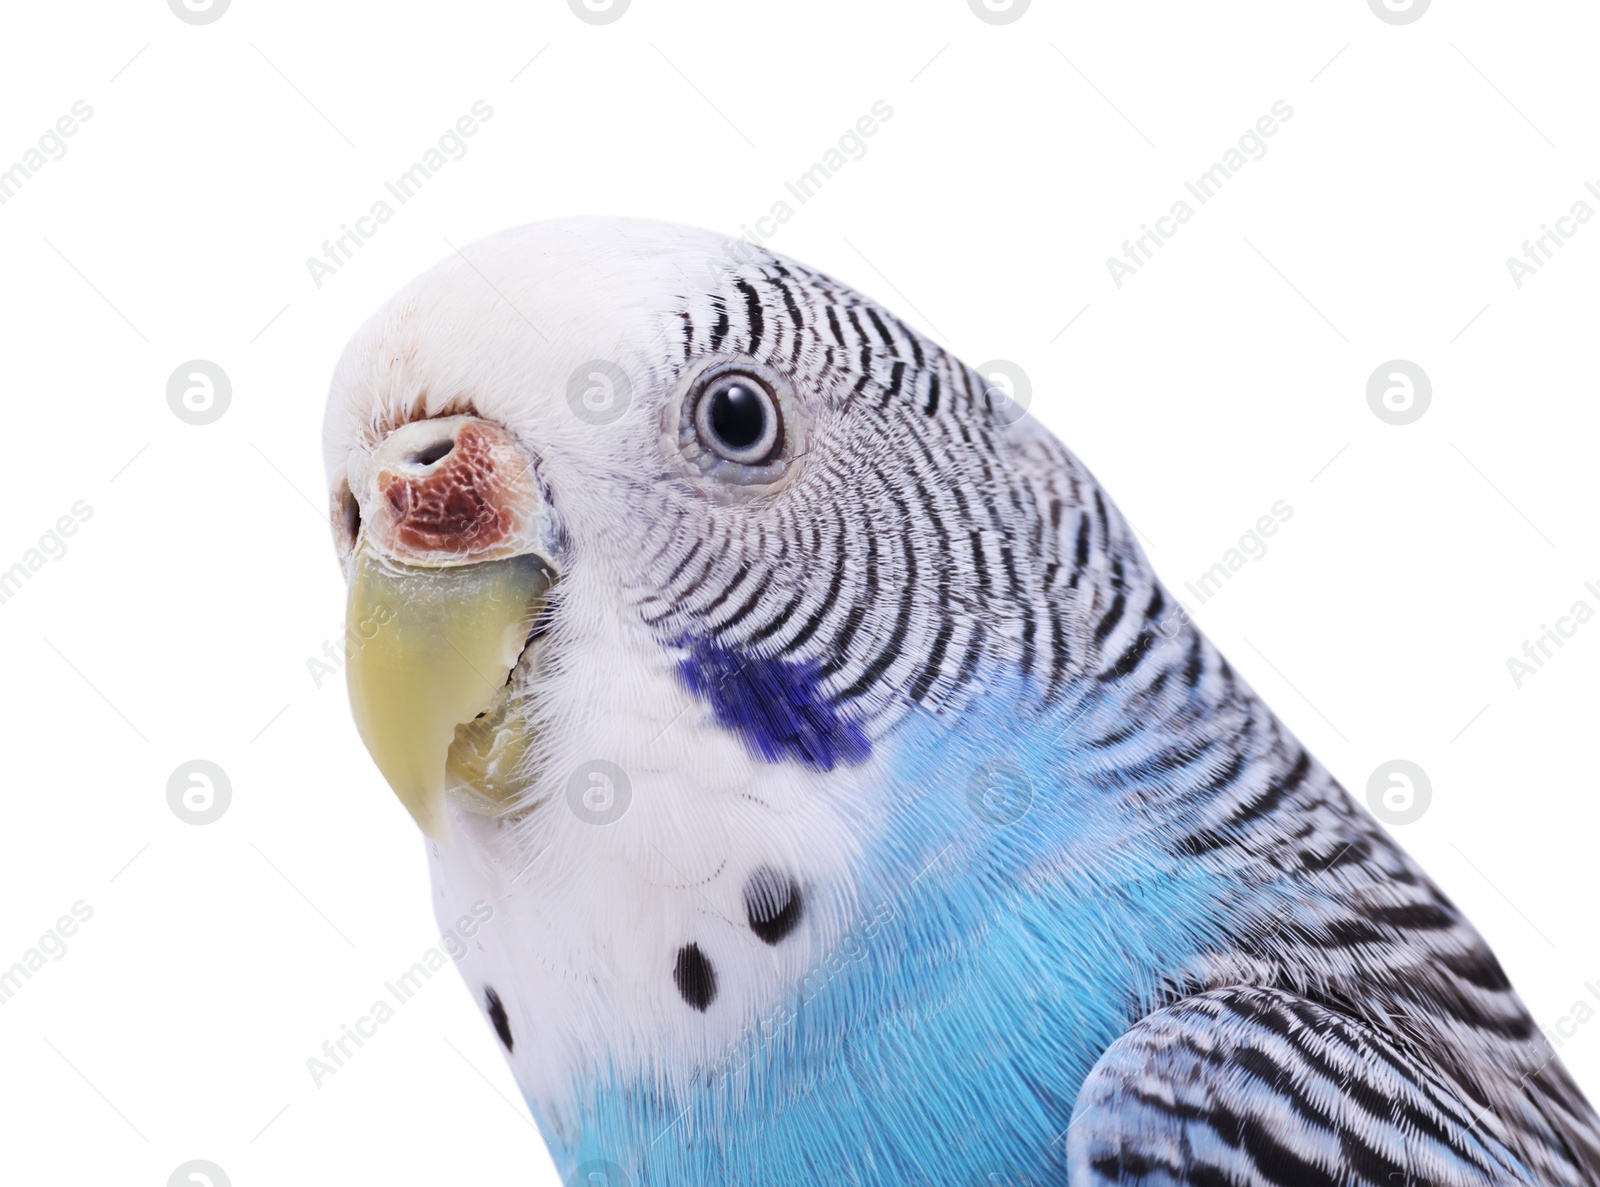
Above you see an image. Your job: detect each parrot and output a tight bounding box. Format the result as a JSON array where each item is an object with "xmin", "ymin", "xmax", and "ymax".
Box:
[{"xmin": 321, "ymin": 217, "xmax": 1599, "ymax": 1186}]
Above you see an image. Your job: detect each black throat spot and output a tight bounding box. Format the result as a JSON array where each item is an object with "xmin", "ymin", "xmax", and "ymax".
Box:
[
  {"xmin": 673, "ymin": 943, "xmax": 717, "ymax": 1011},
  {"xmin": 485, "ymin": 986, "xmax": 513, "ymax": 1052}
]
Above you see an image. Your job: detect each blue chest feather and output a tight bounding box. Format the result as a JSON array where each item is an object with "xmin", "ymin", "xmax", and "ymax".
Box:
[
  {"xmin": 551, "ymin": 671, "xmax": 1272, "ymax": 1186},
  {"xmin": 675, "ymin": 634, "xmax": 871, "ymax": 770}
]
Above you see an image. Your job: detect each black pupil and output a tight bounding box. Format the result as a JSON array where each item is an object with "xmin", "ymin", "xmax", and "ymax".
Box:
[{"xmin": 708, "ymin": 382, "xmax": 768, "ymax": 452}]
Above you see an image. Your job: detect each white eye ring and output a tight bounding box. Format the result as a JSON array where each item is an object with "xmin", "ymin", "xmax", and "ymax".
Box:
[{"xmin": 667, "ymin": 358, "xmax": 809, "ymax": 496}]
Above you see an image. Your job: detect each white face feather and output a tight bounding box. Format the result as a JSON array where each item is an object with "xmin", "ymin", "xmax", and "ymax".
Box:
[
  {"xmin": 323, "ymin": 218, "xmax": 893, "ymax": 1124},
  {"xmin": 427, "ymin": 679, "xmax": 871, "ymax": 1125}
]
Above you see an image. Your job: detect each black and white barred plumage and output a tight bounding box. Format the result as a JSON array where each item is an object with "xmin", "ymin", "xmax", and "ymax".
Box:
[{"xmin": 661, "ymin": 242, "xmax": 1598, "ymax": 1184}]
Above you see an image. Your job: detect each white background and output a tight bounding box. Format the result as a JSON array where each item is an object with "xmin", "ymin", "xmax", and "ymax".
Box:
[{"xmin": 1, "ymin": 1, "xmax": 1596, "ymax": 1183}]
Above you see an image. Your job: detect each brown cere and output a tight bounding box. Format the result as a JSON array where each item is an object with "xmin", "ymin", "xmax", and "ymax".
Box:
[{"xmin": 381, "ymin": 423, "xmax": 520, "ymax": 557}]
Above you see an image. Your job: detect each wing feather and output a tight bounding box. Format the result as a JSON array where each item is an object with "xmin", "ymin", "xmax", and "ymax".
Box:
[{"xmin": 1068, "ymin": 986, "xmax": 1531, "ymax": 1187}]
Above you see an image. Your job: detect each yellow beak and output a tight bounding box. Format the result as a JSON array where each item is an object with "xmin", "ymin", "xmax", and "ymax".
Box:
[{"xmin": 345, "ymin": 548, "xmax": 552, "ymax": 838}]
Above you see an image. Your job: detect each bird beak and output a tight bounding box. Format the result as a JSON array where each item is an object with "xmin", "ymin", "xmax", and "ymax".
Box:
[
  {"xmin": 339, "ymin": 415, "xmax": 560, "ymax": 840},
  {"xmin": 345, "ymin": 549, "xmax": 551, "ymax": 838}
]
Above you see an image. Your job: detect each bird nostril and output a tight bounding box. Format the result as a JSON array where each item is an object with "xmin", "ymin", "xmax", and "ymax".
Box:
[
  {"xmin": 339, "ymin": 487, "xmax": 362, "ymax": 549},
  {"xmin": 408, "ymin": 439, "xmax": 455, "ymax": 468}
]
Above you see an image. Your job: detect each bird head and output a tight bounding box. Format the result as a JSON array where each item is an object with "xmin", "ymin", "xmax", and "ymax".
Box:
[{"xmin": 322, "ymin": 217, "xmax": 1123, "ymax": 1137}]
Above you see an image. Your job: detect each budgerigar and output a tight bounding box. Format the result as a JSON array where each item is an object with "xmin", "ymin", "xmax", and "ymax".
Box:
[{"xmin": 322, "ymin": 218, "xmax": 1598, "ymax": 1186}]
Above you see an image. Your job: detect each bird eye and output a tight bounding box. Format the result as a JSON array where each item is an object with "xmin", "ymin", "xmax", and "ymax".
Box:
[
  {"xmin": 672, "ymin": 359, "xmax": 804, "ymax": 492},
  {"xmin": 696, "ymin": 373, "xmax": 779, "ymax": 465}
]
